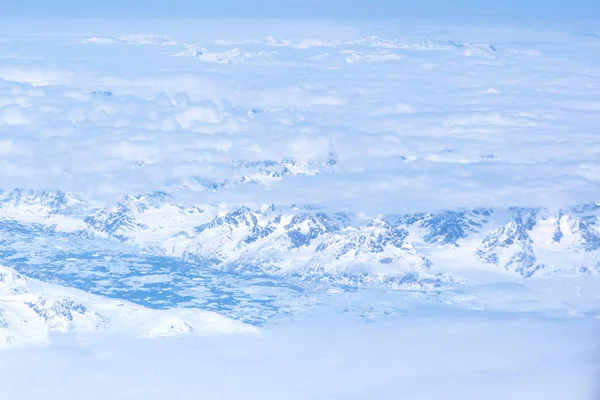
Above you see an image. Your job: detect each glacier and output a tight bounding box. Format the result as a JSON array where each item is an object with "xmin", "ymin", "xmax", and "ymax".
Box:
[
  {"xmin": 2, "ymin": 189, "xmax": 600, "ymax": 282},
  {"xmin": 0, "ymin": 188, "xmax": 599, "ymax": 326}
]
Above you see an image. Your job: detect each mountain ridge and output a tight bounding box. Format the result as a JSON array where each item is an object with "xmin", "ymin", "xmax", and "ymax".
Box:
[{"xmin": 1, "ymin": 189, "xmax": 599, "ymax": 284}]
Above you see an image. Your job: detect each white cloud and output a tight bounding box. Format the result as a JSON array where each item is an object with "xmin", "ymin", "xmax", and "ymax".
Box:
[
  {"xmin": 0, "ymin": 22, "xmax": 596, "ymax": 213},
  {"xmin": 0, "ymin": 312, "xmax": 597, "ymax": 399},
  {"xmin": 175, "ymin": 102, "xmax": 220, "ymax": 127},
  {"xmin": 0, "ymin": 105, "xmax": 29, "ymax": 125}
]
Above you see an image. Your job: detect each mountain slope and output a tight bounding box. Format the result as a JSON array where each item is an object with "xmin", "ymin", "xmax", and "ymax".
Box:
[
  {"xmin": 1, "ymin": 189, "xmax": 600, "ymax": 282},
  {"xmin": 0, "ymin": 265, "xmax": 257, "ymax": 349}
]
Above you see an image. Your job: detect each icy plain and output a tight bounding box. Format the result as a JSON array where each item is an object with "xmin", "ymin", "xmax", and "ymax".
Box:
[{"xmin": 0, "ymin": 17, "xmax": 599, "ymax": 399}]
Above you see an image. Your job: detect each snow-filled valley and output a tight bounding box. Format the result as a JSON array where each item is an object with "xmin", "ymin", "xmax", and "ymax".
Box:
[{"xmin": 0, "ymin": 15, "xmax": 599, "ymax": 399}]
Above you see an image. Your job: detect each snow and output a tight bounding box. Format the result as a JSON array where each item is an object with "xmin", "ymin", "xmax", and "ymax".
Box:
[
  {"xmin": 79, "ymin": 34, "xmax": 177, "ymax": 46},
  {"xmin": 0, "ymin": 265, "xmax": 257, "ymax": 349},
  {"xmin": 3, "ymin": 193, "xmax": 600, "ymax": 282},
  {"xmin": 174, "ymin": 46, "xmax": 278, "ymax": 64}
]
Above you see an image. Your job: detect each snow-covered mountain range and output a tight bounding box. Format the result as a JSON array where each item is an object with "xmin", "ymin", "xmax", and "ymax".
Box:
[
  {"xmin": 0, "ymin": 264, "xmax": 256, "ymax": 349},
  {"xmin": 2, "ymin": 189, "xmax": 599, "ymax": 287}
]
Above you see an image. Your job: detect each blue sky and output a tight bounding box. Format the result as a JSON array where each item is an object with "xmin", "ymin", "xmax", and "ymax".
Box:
[{"xmin": 4, "ymin": 0, "xmax": 600, "ymax": 18}]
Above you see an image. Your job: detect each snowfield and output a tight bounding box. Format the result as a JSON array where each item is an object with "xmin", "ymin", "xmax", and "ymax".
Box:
[{"xmin": 0, "ymin": 265, "xmax": 257, "ymax": 348}]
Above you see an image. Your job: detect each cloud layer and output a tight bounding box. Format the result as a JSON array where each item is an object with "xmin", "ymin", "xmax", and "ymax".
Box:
[{"xmin": 0, "ymin": 21, "xmax": 599, "ymax": 213}]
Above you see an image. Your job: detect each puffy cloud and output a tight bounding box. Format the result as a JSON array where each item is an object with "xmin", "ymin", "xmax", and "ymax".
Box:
[
  {"xmin": 0, "ymin": 105, "xmax": 29, "ymax": 125},
  {"xmin": 0, "ymin": 23, "xmax": 598, "ymax": 213},
  {"xmin": 175, "ymin": 101, "xmax": 220, "ymax": 127}
]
